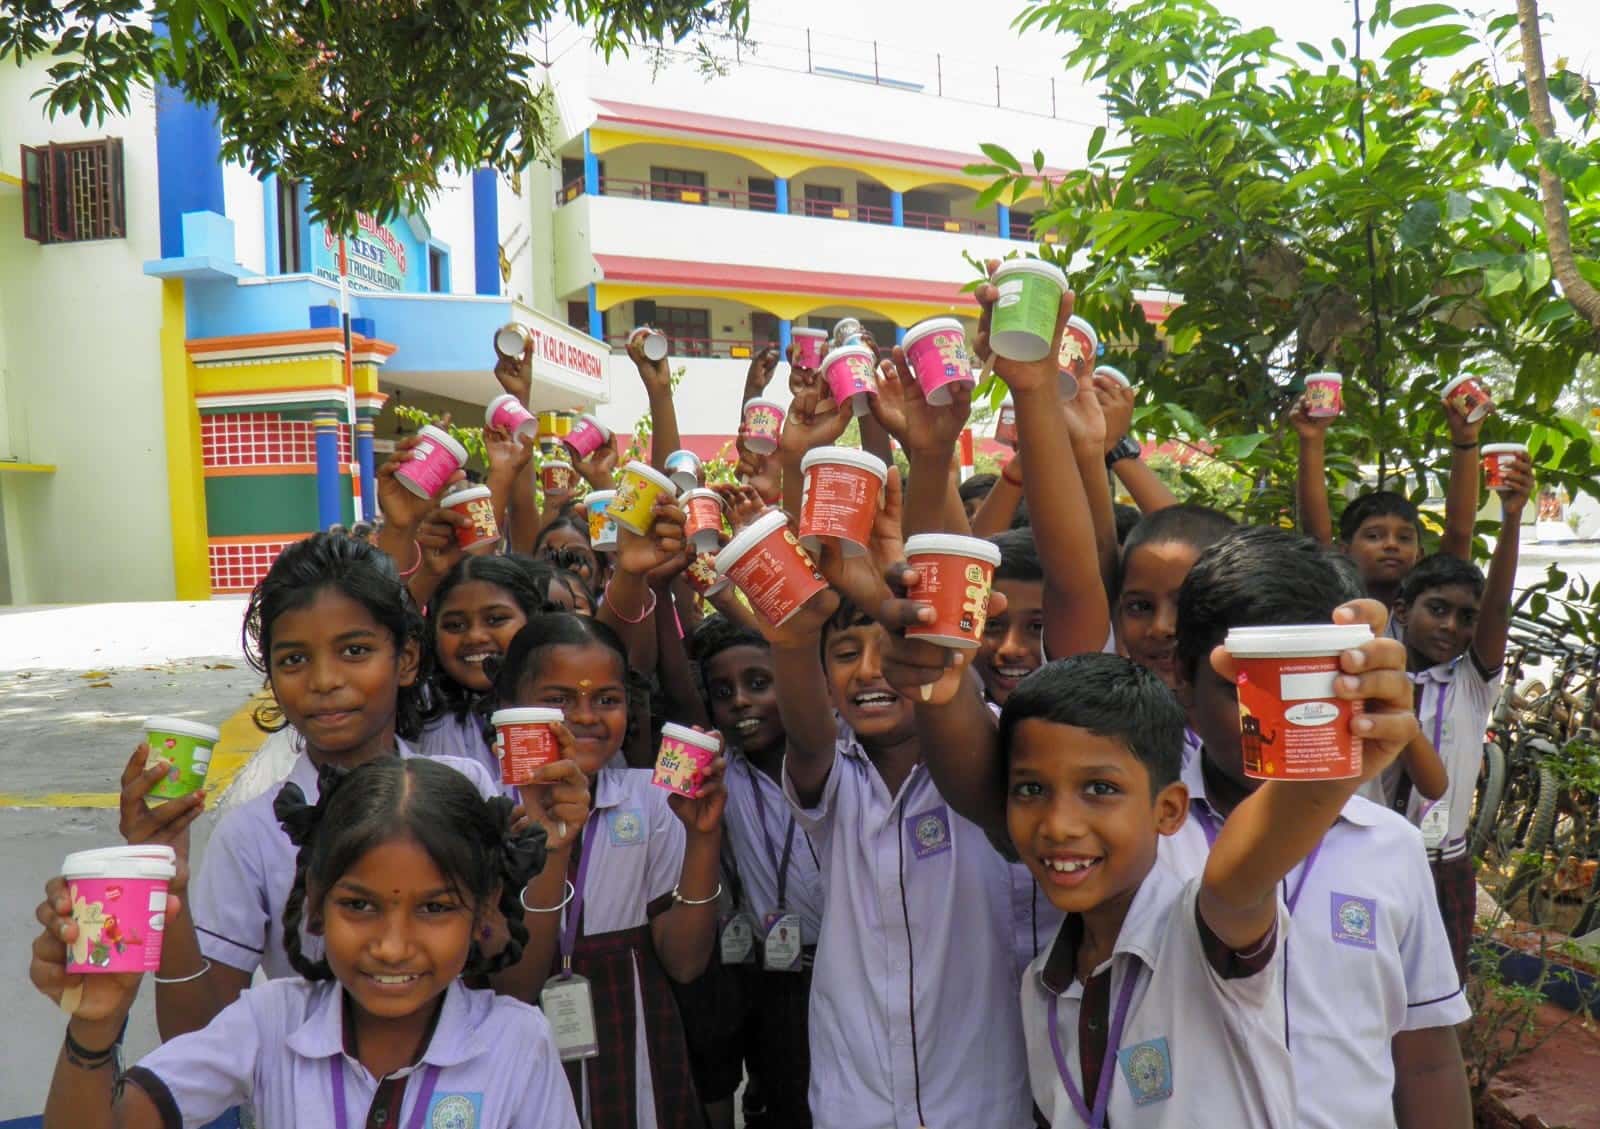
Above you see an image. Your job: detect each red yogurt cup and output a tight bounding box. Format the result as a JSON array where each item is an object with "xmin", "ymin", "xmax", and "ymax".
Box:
[
  {"xmin": 685, "ymin": 553, "xmax": 730, "ymax": 596},
  {"xmin": 714, "ymin": 509, "xmax": 827, "ymax": 626},
  {"xmin": 904, "ymin": 533, "xmax": 1003, "ymax": 649},
  {"xmin": 791, "ymin": 328, "xmax": 829, "ymax": 370},
  {"xmin": 1303, "ymin": 372, "xmax": 1343, "ymax": 419},
  {"xmin": 996, "ymin": 401, "xmax": 1018, "ymax": 449},
  {"xmin": 742, "ymin": 398, "xmax": 786, "ymax": 456},
  {"xmin": 799, "ymin": 446, "xmax": 887, "ymax": 557},
  {"xmin": 491, "ymin": 707, "xmax": 563, "ymax": 786},
  {"xmin": 486, "ymin": 393, "xmax": 538, "ymax": 440},
  {"xmin": 562, "ymin": 414, "xmax": 612, "ymax": 460},
  {"xmin": 1224, "ymin": 624, "xmax": 1374, "ymax": 780},
  {"xmin": 682, "ymin": 488, "xmax": 727, "ymax": 554},
  {"xmin": 1440, "ymin": 374, "xmax": 1494, "ymax": 423},
  {"xmin": 902, "ymin": 318, "xmax": 973, "ymax": 406},
  {"xmin": 1482, "ymin": 443, "xmax": 1528, "ymax": 491},
  {"xmin": 652, "ymin": 723, "xmax": 722, "ymax": 798},
  {"xmin": 821, "ymin": 345, "xmax": 879, "ymax": 418},
  {"xmin": 440, "ymin": 485, "xmax": 500, "ymax": 550},
  {"xmin": 540, "ymin": 460, "xmax": 577, "ymax": 495},
  {"xmin": 395, "ymin": 424, "xmax": 468, "ymax": 499}
]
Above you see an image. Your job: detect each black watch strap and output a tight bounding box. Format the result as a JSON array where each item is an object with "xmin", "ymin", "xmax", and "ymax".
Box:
[{"xmin": 1106, "ymin": 436, "xmax": 1141, "ymax": 468}]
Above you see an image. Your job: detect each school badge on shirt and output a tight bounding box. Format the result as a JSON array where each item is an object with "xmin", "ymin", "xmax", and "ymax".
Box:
[
  {"xmin": 1117, "ymin": 1037, "xmax": 1173, "ymax": 1106},
  {"xmin": 1330, "ymin": 892, "xmax": 1378, "ymax": 950},
  {"xmin": 908, "ymin": 805, "xmax": 952, "ymax": 859},
  {"xmin": 609, "ymin": 809, "xmax": 645, "ymax": 846},
  {"xmin": 427, "ymin": 1092, "xmax": 482, "ymax": 1129}
]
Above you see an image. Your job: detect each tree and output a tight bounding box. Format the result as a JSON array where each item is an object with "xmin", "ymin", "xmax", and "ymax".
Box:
[{"xmin": 0, "ymin": 0, "xmax": 748, "ymax": 233}]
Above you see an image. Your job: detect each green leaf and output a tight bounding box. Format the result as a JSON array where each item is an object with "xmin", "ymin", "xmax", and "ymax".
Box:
[
  {"xmin": 1383, "ymin": 23, "xmax": 1469, "ymax": 61},
  {"xmin": 1087, "ymin": 125, "xmax": 1106, "ymax": 162},
  {"xmin": 1397, "ymin": 199, "xmax": 1441, "ymax": 247},
  {"xmin": 1216, "ymin": 434, "xmax": 1268, "ymax": 460},
  {"xmin": 1032, "ymin": 149, "xmax": 1046, "ymax": 173},
  {"xmin": 979, "ymin": 143, "xmax": 1022, "ymax": 173},
  {"xmin": 975, "ymin": 179, "xmax": 1010, "ymax": 211},
  {"xmin": 1389, "ymin": 4, "xmax": 1459, "ymax": 28},
  {"xmin": 1297, "ymin": 41, "xmax": 1323, "ymax": 62},
  {"xmin": 1524, "ymin": 253, "xmax": 1552, "ymax": 293},
  {"xmin": 1483, "ymin": 264, "xmax": 1523, "ymax": 297}
]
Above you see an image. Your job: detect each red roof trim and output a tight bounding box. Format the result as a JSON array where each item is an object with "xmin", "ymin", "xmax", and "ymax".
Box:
[{"xmin": 594, "ymin": 254, "xmax": 977, "ymax": 308}]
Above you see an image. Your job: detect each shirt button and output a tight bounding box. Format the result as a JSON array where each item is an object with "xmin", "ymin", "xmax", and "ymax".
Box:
[
  {"xmin": 375, "ymin": 1110, "xmax": 389, "ymax": 1126},
  {"xmin": 1087, "ymin": 1017, "xmax": 1102, "ymax": 1032}
]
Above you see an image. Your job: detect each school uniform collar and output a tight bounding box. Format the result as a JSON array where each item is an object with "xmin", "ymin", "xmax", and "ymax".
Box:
[
  {"xmin": 286, "ymin": 979, "xmax": 485, "ymax": 1070},
  {"xmin": 1410, "ymin": 655, "xmax": 1462, "ymax": 686},
  {"xmin": 1181, "ymin": 749, "xmax": 1380, "ymax": 829},
  {"xmin": 1037, "ymin": 853, "xmax": 1181, "ymax": 995},
  {"xmin": 591, "ymin": 765, "xmax": 629, "ymax": 811},
  {"xmin": 285, "ymin": 741, "xmax": 416, "ymax": 801}
]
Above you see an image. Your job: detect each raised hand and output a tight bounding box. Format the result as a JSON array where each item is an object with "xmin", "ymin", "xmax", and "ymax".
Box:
[
  {"xmin": 1496, "ymin": 452, "xmax": 1535, "ymax": 515},
  {"xmin": 493, "ymin": 344, "xmax": 533, "ymax": 405},
  {"xmin": 628, "ymin": 335, "xmax": 675, "ymax": 396},
  {"xmin": 778, "ymin": 386, "xmax": 851, "ymax": 461},
  {"xmin": 667, "ymin": 748, "xmax": 729, "ymax": 836},
  {"xmin": 735, "ymin": 443, "xmax": 781, "ymax": 504},
  {"xmin": 1443, "ymin": 397, "xmax": 1485, "ymax": 447},
  {"xmin": 574, "ymin": 434, "xmax": 620, "ymax": 490},
  {"xmin": 1094, "ymin": 372, "xmax": 1136, "ymax": 454},
  {"xmin": 515, "ymin": 724, "xmax": 590, "ymax": 852},
  {"xmin": 869, "ymin": 348, "xmax": 972, "ymax": 460},
  {"xmin": 614, "ymin": 498, "xmax": 688, "ymax": 578},
  {"xmin": 877, "ymin": 561, "xmax": 1010, "ymax": 705},
  {"xmin": 973, "ymin": 258, "xmax": 1074, "ymax": 397},
  {"xmin": 745, "ymin": 346, "xmax": 782, "ymax": 399},
  {"xmin": 1288, "ymin": 394, "xmax": 1334, "ymax": 441},
  {"xmin": 118, "ymin": 743, "xmax": 202, "ymax": 893},
  {"xmin": 1062, "ymin": 369, "xmax": 1108, "ymax": 454},
  {"xmin": 31, "ymin": 877, "xmax": 171, "ymax": 1024},
  {"xmin": 714, "ymin": 482, "xmax": 770, "ymax": 532},
  {"xmin": 484, "ymin": 425, "xmax": 534, "ymax": 476},
  {"xmin": 376, "ymin": 431, "xmax": 465, "ymax": 531},
  {"xmin": 815, "ymin": 466, "xmax": 905, "ymax": 615}
]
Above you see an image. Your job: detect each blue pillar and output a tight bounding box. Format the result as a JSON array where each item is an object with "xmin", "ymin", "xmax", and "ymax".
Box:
[
  {"xmin": 154, "ymin": 84, "xmax": 225, "ymax": 258},
  {"xmin": 775, "ymin": 177, "xmax": 790, "ymax": 214},
  {"xmin": 472, "ymin": 169, "xmax": 500, "ymax": 296},
  {"xmin": 890, "ymin": 190, "xmax": 904, "ymax": 227},
  {"xmin": 313, "ymin": 412, "xmax": 342, "ymax": 531},
  {"xmin": 587, "ymin": 283, "xmax": 604, "ymax": 341},
  {"xmin": 583, "ymin": 131, "xmax": 599, "ymax": 196},
  {"xmin": 262, "ymin": 174, "xmax": 280, "ymax": 275},
  {"xmin": 997, "ymin": 203, "xmax": 1012, "ymax": 239},
  {"xmin": 356, "ymin": 419, "xmax": 377, "ymax": 521},
  {"xmin": 895, "ymin": 326, "xmax": 907, "ymax": 345},
  {"xmin": 778, "ymin": 319, "xmax": 793, "ymax": 355}
]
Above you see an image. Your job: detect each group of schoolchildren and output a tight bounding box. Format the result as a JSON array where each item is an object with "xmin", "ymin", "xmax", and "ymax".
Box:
[{"xmin": 27, "ymin": 260, "xmax": 1538, "ymax": 1129}]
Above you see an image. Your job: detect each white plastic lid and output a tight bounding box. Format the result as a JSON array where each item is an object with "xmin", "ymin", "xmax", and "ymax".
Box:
[
  {"xmin": 542, "ymin": 459, "xmax": 574, "ymax": 471},
  {"xmin": 1481, "ymin": 443, "xmax": 1527, "ymax": 456},
  {"xmin": 1066, "ymin": 315, "xmax": 1099, "ymax": 348},
  {"xmin": 576, "ymin": 413, "xmax": 611, "ymax": 438},
  {"xmin": 681, "ymin": 487, "xmax": 725, "ymax": 506},
  {"xmin": 901, "ymin": 318, "xmax": 966, "ymax": 350},
  {"xmin": 660, "ymin": 722, "xmax": 722, "ymax": 752},
  {"xmin": 620, "ymin": 460, "xmax": 679, "ymax": 498},
  {"xmin": 715, "ymin": 509, "xmax": 788, "ymax": 574},
  {"xmin": 792, "ymin": 327, "xmax": 829, "ymax": 339},
  {"xmin": 1094, "ymin": 365, "xmax": 1130, "ymax": 387},
  {"xmin": 993, "ymin": 258, "xmax": 1068, "ymax": 288},
  {"xmin": 744, "ymin": 396, "xmax": 785, "ymax": 414},
  {"xmin": 416, "ymin": 424, "xmax": 469, "ymax": 466},
  {"xmin": 904, "ymin": 533, "xmax": 1002, "ymax": 567},
  {"xmin": 440, "ymin": 484, "xmax": 492, "ymax": 507},
  {"xmin": 801, "ymin": 445, "xmax": 888, "ymax": 481},
  {"xmin": 486, "ymin": 392, "xmax": 528, "ymax": 421},
  {"xmin": 62, "ymin": 844, "xmax": 177, "ymax": 881},
  {"xmin": 491, "ymin": 707, "xmax": 563, "ymax": 726},
  {"xmin": 666, "ymin": 448, "xmax": 700, "ymax": 464},
  {"xmin": 144, "ymin": 716, "xmax": 221, "ymax": 741},
  {"xmin": 820, "ymin": 343, "xmax": 876, "ymax": 369},
  {"xmin": 586, "ymin": 490, "xmax": 616, "ymax": 508},
  {"xmin": 1223, "ymin": 623, "xmax": 1374, "ymax": 658},
  {"xmin": 1439, "ymin": 373, "xmax": 1484, "ymax": 398},
  {"xmin": 494, "ymin": 324, "xmax": 528, "ymax": 354},
  {"xmin": 1305, "ymin": 371, "xmax": 1343, "ymax": 385}
]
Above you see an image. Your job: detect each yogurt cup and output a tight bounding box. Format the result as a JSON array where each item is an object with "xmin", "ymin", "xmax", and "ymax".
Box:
[
  {"xmin": 540, "ymin": 460, "xmax": 577, "ymax": 495},
  {"xmin": 1482, "ymin": 443, "xmax": 1528, "ymax": 492},
  {"xmin": 990, "ymin": 259, "xmax": 1067, "ymax": 363},
  {"xmin": 440, "ymin": 484, "xmax": 500, "ymax": 551},
  {"xmin": 1303, "ymin": 372, "xmax": 1344, "ymax": 419},
  {"xmin": 685, "ymin": 553, "xmax": 730, "ymax": 596},
  {"xmin": 586, "ymin": 491, "xmax": 619, "ymax": 551},
  {"xmin": 629, "ymin": 325, "xmax": 669, "ymax": 362},
  {"xmin": 562, "ymin": 413, "xmax": 612, "ymax": 461},
  {"xmin": 1223, "ymin": 623, "xmax": 1374, "ymax": 781},
  {"xmin": 682, "ymin": 488, "xmax": 726, "ymax": 554},
  {"xmin": 1440, "ymin": 374, "xmax": 1494, "ymax": 423},
  {"xmin": 143, "ymin": 717, "xmax": 221, "ymax": 801},
  {"xmin": 652, "ymin": 723, "xmax": 723, "ymax": 798},
  {"xmin": 395, "ymin": 424, "xmax": 468, "ymax": 500},
  {"xmin": 821, "ymin": 345, "xmax": 879, "ymax": 418},
  {"xmin": 1095, "ymin": 365, "xmax": 1131, "ymax": 389},
  {"xmin": 903, "ymin": 534, "xmax": 1003, "ymax": 649},
  {"xmin": 714, "ymin": 509, "xmax": 828, "ymax": 626},
  {"xmin": 486, "ymin": 393, "xmax": 538, "ymax": 440},
  {"xmin": 902, "ymin": 318, "xmax": 974, "ymax": 406},
  {"xmin": 791, "ymin": 327, "xmax": 829, "ymax": 369},
  {"xmin": 799, "ymin": 446, "xmax": 887, "ymax": 557},
  {"xmin": 494, "ymin": 323, "xmax": 531, "ymax": 360},
  {"xmin": 741, "ymin": 398, "xmax": 786, "ymax": 456},
  {"xmin": 832, "ymin": 318, "xmax": 865, "ymax": 349},
  {"xmin": 996, "ymin": 400, "xmax": 1018, "ymax": 449},
  {"xmin": 1059, "ymin": 315, "xmax": 1099, "ymax": 375},
  {"xmin": 61, "ymin": 844, "xmax": 176, "ymax": 973},
  {"xmin": 490, "ymin": 707, "xmax": 564, "ymax": 786},
  {"xmin": 665, "ymin": 449, "xmax": 703, "ymax": 493},
  {"xmin": 607, "ymin": 460, "xmax": 679, "ymax": 537}
]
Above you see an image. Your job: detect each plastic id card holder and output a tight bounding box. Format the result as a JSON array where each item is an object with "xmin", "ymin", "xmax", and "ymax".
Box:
[
  {"xmin": 762, "ymin": 913, "xmax": 803, "ymax": 972},
  {"xmin": 541, "ymin": 975, "xmax": 601, "ymax": 1061},
  {"xmin": 720, "ymin": 913, "xmax": 756, "ymax": 965}
]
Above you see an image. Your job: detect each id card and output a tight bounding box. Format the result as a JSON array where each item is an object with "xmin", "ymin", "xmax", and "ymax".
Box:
[
  {"xmin": 762, "ymin": 912, "xmax": 802, "ymax": 972},
  {"xmin": 1419, "ymin": 802, "xmax": 1450, "ymax": 850},
  {"xmin": 540, "ymin": 975, "xmax": 600, "ymax": 1061},
  {"xmin": 720, "ymin": 913, "xmax": 756, "ymax": 965}
]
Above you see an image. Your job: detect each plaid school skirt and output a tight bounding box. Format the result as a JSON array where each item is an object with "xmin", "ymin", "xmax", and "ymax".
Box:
[{"xmin": 1431, "ymin": 853, "xmax": 1476, "ymax": 985}]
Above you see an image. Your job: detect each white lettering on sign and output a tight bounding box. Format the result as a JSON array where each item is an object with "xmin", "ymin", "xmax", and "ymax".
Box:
[{"xmin": 524, "ymin": 325, "xmax": 605, "ymax": 386}]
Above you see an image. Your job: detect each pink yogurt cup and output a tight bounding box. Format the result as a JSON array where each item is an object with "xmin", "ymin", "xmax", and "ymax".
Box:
[
  {"xmin": 1303, "ymin": 372, "xmax": 1343, "ymax": 419},
  {"xmin": 821, "ymin": 345, "xmax": 879, "ymax": 418},
  {"xmin": 714, "ymin": 509, "xmax": 828, "ymax": 626},
  {"xmin": 742, "ymin": 398, "xmax": 786, "ymax": 456},
  {"xmin": 61, "ymin": 845, "xmax": 176, "ymax": 973},
  {"xmin": 791, "ymin": 328, "xmax": 829, "ymax": 370},
  {"xmin": 562, "ymin": 414, "xmax": 612, "ymax": 461},
  {"xmin": 652, "ymin": 723, "xmax": 723, "ymax": 798},
  {"xmin": 486, "ymin": 393, "xmax": 539, "ymax": 440},
  {"xmin": 396, "ymin": 424, "xmax": 469, "ymax": 500},
  {"xmin": 902, "ymin": 318, "xmax": 973, "ymax": 406}
]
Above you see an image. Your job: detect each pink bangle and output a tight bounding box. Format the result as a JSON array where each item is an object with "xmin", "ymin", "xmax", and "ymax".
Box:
[
  {"xmin": 605, "ymin": 584, "xmax": 658, "ymax": 625},
  {"xmin": 398, "ymin": 541, "xmax": 423, "ymax": 579}
]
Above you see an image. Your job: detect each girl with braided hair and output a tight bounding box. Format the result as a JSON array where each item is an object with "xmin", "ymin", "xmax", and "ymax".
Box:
[{"xmin": 30, "ymin": 756, "xmax": 581, "ymax": 1128}]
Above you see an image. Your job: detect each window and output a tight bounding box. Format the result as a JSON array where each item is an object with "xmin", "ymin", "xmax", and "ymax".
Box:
[
  {"xmin": 655, "ymin": 305, "xmax": 711, "ymax": 356},
  {"xmin": 650, "ymin": 167, "xmax": 707, "ymax": 204},
  {"xmin": 276, "ymin": 177, "xmax": 303, "ymax": 273},
  {"xmin": 559, "ymin": 156, "xmax": 604, "ymax": 200},
  {"xmin": 567, "ymin": 301, "xmax": 592, "ymax": 333},
  {"xmin": 751, "ymin": 312, "xmax": 780, "ymax": 349},
  {"xmin": 428, "ymin": 246, "xmax": 448, "ymax": 293},
  {"xmin": 803, "ymin": 183, "xmax": 843, "ymax": 218},
  {"xmin": 21, "ymin": 139, "xmax": 125, "ymax": 244},
  {"xmin": 857, "ymin": 181, "xmax": 893, "ymax": 225},
  {"xmin": 1008, "ymin": 209, "xmax": 1037, "ymax": 241},
  {"xmin": 748, "ymin": 176, "xmax": 778, "ymax": 213},
  {"xmin": 903, "ymin": 189, "xmax": 953, "ymax": 230}
]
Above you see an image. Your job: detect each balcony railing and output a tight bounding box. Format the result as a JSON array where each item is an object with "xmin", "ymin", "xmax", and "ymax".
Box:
[{"xmin": 604, "ymin": 334, "xmax": 778, "ymax": 359}]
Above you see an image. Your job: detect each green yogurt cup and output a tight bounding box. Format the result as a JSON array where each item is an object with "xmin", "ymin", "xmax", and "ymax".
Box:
[
  {"xmin": 143, "ymin": 716, "xmax": 221, "ymax": 801},
  {"xmin": 989, "ymin": 259, "xmax": 1068, "ymax": 363}
]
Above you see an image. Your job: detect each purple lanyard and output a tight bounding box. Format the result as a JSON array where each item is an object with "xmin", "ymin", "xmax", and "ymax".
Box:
[
  {"xmin": 745, "ymin": 761, "xmax": 798, "ymax": 910},
  {"xmin": 1430, "ymin": 681, "xmax": 1448, "ymax": 753},
  {"xmin": 1046, "ymin": 966, "xmax": 1141, "ymax": 1128},
  {"xmin": 560, "ymin": 810, "xmax": 602, "ymax": 975},
  {"xmin": 331, "ymin": 1058, "xmax": 440, "ymax": 1129}
]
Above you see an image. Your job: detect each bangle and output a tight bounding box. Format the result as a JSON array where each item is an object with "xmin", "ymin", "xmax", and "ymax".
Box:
[
  {"xmin": 397, "ymin": 540, "xmax": 423, "ymax": 579},
  {"xmin": 604, "ymin": 583, "xmax": 658, "ymax": 625},
  {"xmin": 672, "ymin": 881, "xmax": 723, "ymax": 907},
  {"xmin": 520, "ymin": 880, "xmax": 576, "ymax": 915},
  {"xmin": 1453, "ymin": 441, "xmax": 1479, "ymax": 450},
  {"xmin": 153, "ymin": 959, "xmax": 211, "ymax": 985},
  {"xmin": 64, "ymin": 1018, "xmax": 125, "ymax": 1068}
]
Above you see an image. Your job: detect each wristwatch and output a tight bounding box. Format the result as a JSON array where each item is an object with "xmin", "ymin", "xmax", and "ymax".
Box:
[{"xmin": 1105, "ymin": 435, "xmax": 1141, "ymax": 468}]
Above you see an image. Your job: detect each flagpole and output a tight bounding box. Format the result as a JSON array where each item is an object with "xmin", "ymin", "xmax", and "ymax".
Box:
[{"xmin": 338, "ymin": 233, "xmax": 364, "ymax": 522}]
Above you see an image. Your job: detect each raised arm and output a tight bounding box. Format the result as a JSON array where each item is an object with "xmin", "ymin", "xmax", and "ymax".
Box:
[
  {"xmin": 756, "ymin": 590, "xmax": 844, "ymax": 807},
  {"xmin": 1473, "ymin": 453, "xmax": 1532, "ymax": 673},
  {"xmin": 869, "ymin": 351, "xmax": 972, "ymax": 538},
  {"xmin": 629, "ymin": 337, "xmax": 682, "ymax": 472},
  {"xmin": 1290, "ymin": 395, "xmax": 1335, "ymax": 546},
  {"xmin": 971, "ymin": 458, "xmax": 1025, "ymax": 536},
  {"xmin": 1096, "ymin": 373, "xmax": 1177, "ymax": 513},
  {"xmin": 1062, "ymin": 374, "xmax": 1119, "ymax": 591},
  {"xmin": 598, "ymin": 499, "xmax": 688, "ymax": 673},
  {"xmin": 1440, "ymin": 402, "xmax": 1485, "ymax": 560}
]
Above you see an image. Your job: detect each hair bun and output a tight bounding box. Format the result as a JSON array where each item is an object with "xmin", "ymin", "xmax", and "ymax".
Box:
[
  {"xmin": 500, "ymin": 823, "xmax": 549, "ymax": 888},
  {"xmin": 273, "ymin": 782, "xmax": 319, "ymax": 847}
]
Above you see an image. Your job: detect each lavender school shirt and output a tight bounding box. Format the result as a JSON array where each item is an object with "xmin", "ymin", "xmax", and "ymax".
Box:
[
  {"xmin": 189, "ymin": 743, "xmax": 499, "ymax": 979},
  {"xmin": 125, "ymin": 978, "xmax": 580, "ymax": 1129}
]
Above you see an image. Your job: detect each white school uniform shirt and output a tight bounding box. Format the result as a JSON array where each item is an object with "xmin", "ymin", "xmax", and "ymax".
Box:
[
  {"xmin": 1160, "ymin": 754, "xmax": 1471, "ymax": 1129},
  {"xmin": 567, "ymin": 766, "xmax": 687, "ymax": 1129},
  {"xmin": 784, "ymin": 726, "xmax": 1033, "ymax": 1129},
  {"xmin": 1407, "ymin": 652, "xmax": 1501, "ymax": 860},
  {"xmin": 420, "ymin": 711, "xmax": 500, "ymax": 788},
  {"xmin": 125, "ymin": 978, "xmax": 579, "ymax": 1129},
  {"xmin": 189, "ymin": 743, "xmax": 499, "ymax": 979},
  {"xmin": 1024, "ymin": 857, "xmax": 1294, "ymax": 1128},
  {"xmin": 722, "ymin": 753, "xmax": 824, "ymax": 945}
]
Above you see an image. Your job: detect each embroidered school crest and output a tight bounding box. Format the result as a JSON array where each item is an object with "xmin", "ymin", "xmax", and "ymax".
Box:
[
  {"xmin": 609, "ymin": 809, "xmax": 645, "ymax": 846},
  {"xmin": 1330, "ymin": 892, "xmax": 1378, "ymax": 950},
  {"xmin": 1117, "ymin": 1037, "xmax": 1173, "ymax": 1106},
  {"xmin": 427, "ymin": 1092, "xmax": 481, "ymax": 1129},
  {"xmin": 909, "ymin": 805, "xmax": 952, "ymax": 859}
]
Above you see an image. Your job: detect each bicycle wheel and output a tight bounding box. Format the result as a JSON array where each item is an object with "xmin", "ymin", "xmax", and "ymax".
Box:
[
  {"xmin": 1471, "ymin": 741, "xmax": 1507, "ymax": 860},
  {"xmin": 1503, "ymin": 762, "xmax": 1561, "ymax": 923}
]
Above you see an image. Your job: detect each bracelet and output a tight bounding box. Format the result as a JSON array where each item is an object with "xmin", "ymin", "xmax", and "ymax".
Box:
[
  {"xmin": 1453, "ymin": 441, "xmax": 1479, "ymax": 450},
  {"xmin": 520, "ymin": 880, "xmax": 576, "ymax": 915},
  {"xmin": 397, "ymin": 540, "xmax": 424, "ymax": 579},
  {"xmin": 153, "ymin": 959, "xmax": 212, "ymax": 985},
  {"xmin": 672, "ymin": 881, "xmax": 723, "ymax": 907},
  {"xmin": 64, "ymin": 1018, "xmax": 126, "ymax": 1068},
  {"xmin": 604, "ymin": 584, "xmax": 658, "ymax": 625}
]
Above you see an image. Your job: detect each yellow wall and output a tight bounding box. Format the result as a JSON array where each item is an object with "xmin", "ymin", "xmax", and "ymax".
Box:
[
  {"xmin": 160, "ymin": 280, "xmax": 212, "ymax": 600},
  {"xmin": 593, "ymin": 281, "xmax": 971, "ymax": 329}
]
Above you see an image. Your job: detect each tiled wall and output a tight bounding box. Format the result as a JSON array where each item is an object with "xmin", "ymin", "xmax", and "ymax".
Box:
[
  {"xmin": 201, "ymin": 411, "xmax": 351, "ymax": 468},
  {"xmin": 207, "ymin": 538, "xmax": 302, "ymax": 594}
]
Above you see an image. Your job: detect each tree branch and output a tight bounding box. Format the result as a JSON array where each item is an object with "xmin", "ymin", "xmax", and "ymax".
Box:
[{"xmin": 1517, "ymin": 0, "xmax": 1600, "ymax": 331}]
